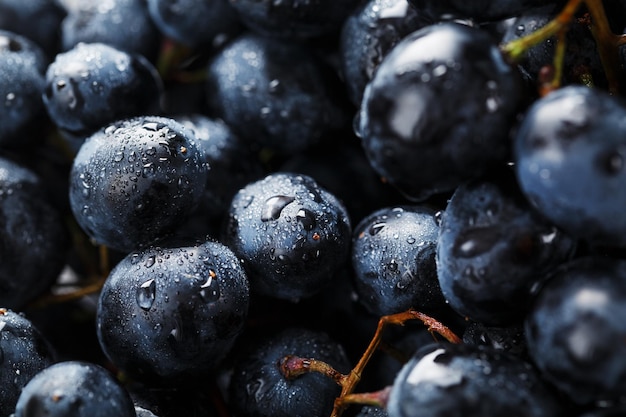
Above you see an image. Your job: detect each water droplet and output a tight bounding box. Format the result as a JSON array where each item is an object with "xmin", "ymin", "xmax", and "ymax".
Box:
[
  {"xmin": 396, "ymin": 270, "xmax": 414, "ymax": 289},
  {"xmin": 268, "ymin": 79, "xmax": 282, "ymax": 94},
  {"xmin": 433, "ymin": 64, "xmax": 447, "ymax": 77},
  {"xmin": 406, "ymin": 236, "xmax": 416, "ymax": 244},
  {"xmin": 261, "ymin": 195, "xmax": 295, "ymax": 221},
  {"xmin": 5, "ymin": 92, "xmax": 15, "ymax": 107},
  {"xmin": 368, "ymin": 222, "xmax": 386, "ymax": 236},
  {"xmin": 200, "ymin": 271, "xmax": 220, "ymax": 302},
  {"xmin": 136, "ymin": 279, "xmax": 156, "ymax": 311},
  {"xmin": 246, "ymin": 378, "xmax": 270, "ymax": 402},
  {"xmin": 113, "ymin": 151, "xmax": 124, "ymax": 162},
  {"xmin": 144, "ymin": 255, "xmax": 156, "ymax": 268},
  {"xmin": 296, "ymin": 208, "xmax": 316, "ymax": 231},
  {"xmin": 142, "ymin": 122, "xmax": 163, "ymax": 132}
]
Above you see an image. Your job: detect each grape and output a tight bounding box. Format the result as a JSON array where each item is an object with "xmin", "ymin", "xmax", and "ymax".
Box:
[
  {"xmin": 0, "ymin": 156, "xmax": 69, "ymax": 310},
  {"xmin": 0, "ymin": 0, "xmax": 66, "ymax": 60},
  {"xmin": 357, "ymin": 21, "xmax": 524, "ymax": 201},
  {"xmin": 43, "ymin": 42, "xmax": 162, "ymax": 139},
  {"xmin": 436, "ymin": 170, "xmax": 576, "ymax": 325},
  {"xmin": 223, "ymin": 172, "xmax": 352, "ymax": 301},
  {"xmin": 0, "ymin": 30, "xmax": 47, "ymax": 148},
  {"xmin": 525, "ymin": 256, "xmax": 626, "ymax": 405},
  {"xmin": 59, "ymin": 0, "xmax": 162, "ymax": 61},
  {"xmin": 146, "ymin": 0, "xmax": 241, "ymax": 48},
  {"xmin": 96, "ymin": 237, "xmax": 250, "ymax": 384},
  {"xmin": 351, "ymin": 205, "xmax": 446, "ymax": 316},
  {"xmin": 514, "ymin": 85, "xmax": 626, "ymax": 248},
  {"xmin": 228, "ymin": 327, "xmax": 350, "ymax": 417},
  {"xmin": 0, "ymin": 309, "xmax": 55, "ymax": 417},
  {"xmin": 339, "ymin": 0, "xmax": 427, "ymax": 106},
  {"xmin": 68, "ymin": 115, "xmax": 208, "ymax": 253},
  {"xmin": 206, "ymin": 32, "xmax": 349, "ymax": 154},
  {"xmin": 387, "ymin": 342, "xmax": 568, "ymax": 417},
  {"xmin": 227, "ymin": 0, "xmax": 361, "ymax": 40},
  {"xmin": 14, "ymin": 361, "xmax": 136, "ymax": 417}
]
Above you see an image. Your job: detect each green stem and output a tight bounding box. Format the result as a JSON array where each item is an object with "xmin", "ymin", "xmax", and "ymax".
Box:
[{"xmin": 500, "ymin": 0, "xmax": 583, "ymax": 62}]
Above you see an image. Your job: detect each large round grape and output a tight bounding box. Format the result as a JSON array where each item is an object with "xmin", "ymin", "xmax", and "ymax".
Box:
[
  {"xmin": 96, "ymin": 238, "xmax": 250, "ymax": 384},
  {"xmin": 14, "ymin": 361, "xmax": 136, "ymax": 417},
  {"xmin": 358, "ymin": 21, "xmax": 523, "ymax": 201},
  {"xmin": 514, "ymin": 85, "xmax": 626, "ymax": 248},
  {"xmin": 69, "ymin": 116, "xmax": 209, "ymax": 253},
  {"xmin": 387, "ymin": 343, "xmax": 566, "ymax": 417},
  {"xmin": 223, "ymin": 172, "xmax": 352, "ymax": 301},
  {"xmin": 525, "ymin": 257, "xmax": 626, "ymax": 405}
]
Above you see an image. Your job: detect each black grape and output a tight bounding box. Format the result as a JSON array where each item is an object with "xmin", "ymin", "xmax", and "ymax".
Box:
[
  {"xmin": 514, "ymin": 85, "xmax": 626, "ymax": 249},
  {"xmin": 228, "ymin": 327, "xmax": 351, "ymax": 417},
  {"xmin": 68, "ymin": 116, "xmax": 208, "ymax": 253},
  {"xmin": 222, "ymin": 172, "xmax": 352, "ymax": 301},
  {"xmin": 357, "ymin": 22, "xmax": 524, "ymax": 201},
  {"xmin": 96, "ymin": 238, "xmax": 250, "ymax": 384},
  {"xmin": 525, "ymin": 256, "xmax": 626, "ymax": 406}
]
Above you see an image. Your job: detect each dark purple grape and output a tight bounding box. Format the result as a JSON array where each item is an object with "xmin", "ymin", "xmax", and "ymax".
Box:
[
  {"xmin": 525, "ymin": 256, "xmax": 626, "ymax": 406},
  {"xmin": 0, "ymin": 156, "xmax": 69, "ymax": 310},
  {"xmin": 351, "ymin": 205, "xmax": 446, "ymax": 316},
  {"xmin": 357, "ymin": 22, "xmax": 524, "ymax": 201},
  {"xmin": 228, "ymin": 327, "xmax": 350, "ymax": 417},
  {"xmin": 43, "ymin": 42, "xmax": 163, "ymax": 139},
  {"xmin": 206, "ymin": 32, "xmax": 349, "ymax": 154},
  {"xmin": 147, "ymin": 0, "xmax": 241, "ymax": 48},
  {"xmin": 387, "ymin": 342, "xmax": 568, "ymax": 417},
  {"xmin": 0, "ymin": 309, "xmax": 55, "ymax": 417},
  {"xmin": 339, "ymin": 0, "xmax": 428, "ymax": 106},
  {"xmin": 407, "ymin": 0, "xmax": 557, "ymax": 23},
  {"xmin": 0, "ymin": 0, "xmax": 66, "ymax": 59},
  {"xmin": 436, "ymin": 172, "xmax": 576, "ymax": 325},
  {"xmin": 227, "ymin": 0, "xmax": 361, "ymax": 40},
  {"xmin": 0, "ymin": 30, "xmax": 47, "ymax": 148},
  {"xmin": 68, "ymin": 116, "xmax": 209, "ymax": 253},
  {"xmin": 14, "ymin": 361, "xmax": 136, "ymax": 417},
  {"xmin": 223, "ymin": 172, "xmax": 352, "ymax": 301},
  {"xmin": 96, "ymin": 238, "xmax": 250, "ymax": 384},
  {"xmin": 60, "ymin": 0, "xmax": 162, "ymax": 61},
  {"xmin": 514, "ymin": 85, "xmax": 626, "ymax": 248}
]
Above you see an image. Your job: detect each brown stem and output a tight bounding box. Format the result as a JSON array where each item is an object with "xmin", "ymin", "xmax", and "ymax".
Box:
[
  {"xmin": 583, "ymin": 0, "xmax": 623, "ymax": 94},
  {"xmin": 278, "ymin": 310, "xmax": 460, "ymax": 417},
  {"xmin": 280, "ymin": 355, "xmax": 348, "ymax": 386},
  {"xmin": 338, "ymin": 386, "xmax": 392, "ymax": 409}
]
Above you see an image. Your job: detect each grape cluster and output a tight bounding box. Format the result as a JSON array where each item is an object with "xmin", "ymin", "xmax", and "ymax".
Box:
[{"xmin": 2, "ymin": 0, "xmax": 626, "ymax": 416}]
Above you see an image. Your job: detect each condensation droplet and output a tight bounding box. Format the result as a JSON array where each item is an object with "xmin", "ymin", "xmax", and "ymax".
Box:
[
  {"xmin": 136, "ymin": 279, "xmax": 156, "ymax": 311},
  {"xmin": 261, "ymin": 195, "xmax": 295, "ymax": 221}
]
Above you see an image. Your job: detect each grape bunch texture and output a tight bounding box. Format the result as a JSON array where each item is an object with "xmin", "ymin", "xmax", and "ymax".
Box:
[{"xmin": 3, "ymin": 0, "xmax": 626, "ymax": 416}]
